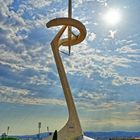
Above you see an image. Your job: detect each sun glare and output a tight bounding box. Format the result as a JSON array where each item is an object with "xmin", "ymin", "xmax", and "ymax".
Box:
[{"xmin": 103, "ymin": 8, "xmax": 121, "ymax": 26}]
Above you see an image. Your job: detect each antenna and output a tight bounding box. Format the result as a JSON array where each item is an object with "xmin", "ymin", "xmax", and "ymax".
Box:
[{"xmin": 68, "ymin": 0, "xmax": 72, "ymax": 55}]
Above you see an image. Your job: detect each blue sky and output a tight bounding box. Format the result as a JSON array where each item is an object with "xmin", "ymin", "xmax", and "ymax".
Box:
[{"xmin": 0, "ymin": 0, "xmax": 140, "ymax": 135}]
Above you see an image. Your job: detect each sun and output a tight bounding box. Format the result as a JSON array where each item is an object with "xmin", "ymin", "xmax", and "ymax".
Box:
[{"xmin": 103, "ymin": 8, "xmax": 121, "ymax": 26}]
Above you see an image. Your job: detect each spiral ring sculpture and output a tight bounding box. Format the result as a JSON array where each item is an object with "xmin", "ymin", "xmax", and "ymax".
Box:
[{"xmin": 44, "ymin": 1, "xmax": 91, "ymax": 140}]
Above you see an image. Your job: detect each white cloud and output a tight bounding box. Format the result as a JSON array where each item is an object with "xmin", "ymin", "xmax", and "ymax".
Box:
[
  {"xmin": 0, "ymin": 45, "xmax": 24, "ymax": 63},
  {"xmin": 112, "ymin": 75, "xmax": 140, "ymax": 86},
  {"xmin": 116, "ymin": 45, "xmax": 140, "ymax": 54},
  {"xmin": 74, "ymin": 0, "xmax": 86, "ymax": 8},
  {"xmin": 0, "ymin": 0, "xmax": 13, "ymax": 17},
  {"xmin": 75, "ymin": 90, "xmax": 116, "ymax": 111},
  {"xmin": 0, "ymin": 86, "xmax": 30, "ymax": 96},
  {"xmin": 77, "ymin": 93, "xmax": 140, "ymax": 113},
  {"xmin": 0, "ymin": 86, "xmax": 65, "ymax": 106},
  {"xmin": 77, "ymin": 90, "xmax": 107, "ymax": 101},
  {"xmin": 81, "ymin": 117, "xmax": 140, "ymax": 131},
  {"xmin": 61, "ymin": 41, "xmax": 140, "ymax": 86},
  {"xmin": 0, "ymin": 94, "xmax": 65, "ymax": 106},
  {"xmin": 0, "ymin": 43, "xmax": 52, "ymax": 72},
  {"xmin": 0, "ymin": 0, "xmax": 140, "ymax": 109},
  {"xmin": 0, "ymin": 9, "xmax": 31, "ymax": 44},
  {"xmin": 28, "ymin": 0, "xmax": 52, "ymax": 8},
  {"xmin": 28, "ymin": 75, "xmax": 56, "ymax": 86},
  {"xmin": 88, "ymin": 32, "xmax": 97, "ymax": 41}
]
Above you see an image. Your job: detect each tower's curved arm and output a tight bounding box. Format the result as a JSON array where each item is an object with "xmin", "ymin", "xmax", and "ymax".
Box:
[{"xmin": 46, "ymin": 18, "xmax": 86, "ymax": 46}]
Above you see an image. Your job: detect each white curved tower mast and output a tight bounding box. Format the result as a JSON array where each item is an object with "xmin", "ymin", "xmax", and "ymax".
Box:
[{"xmin": 44, "ymin": 1, "xmax": 94, "ymax": 140}]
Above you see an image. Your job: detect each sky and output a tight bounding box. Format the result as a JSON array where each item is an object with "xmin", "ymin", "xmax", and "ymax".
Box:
[{"xmin": 0, "ymin": 0, "xmax": 140, "ymax": 135}]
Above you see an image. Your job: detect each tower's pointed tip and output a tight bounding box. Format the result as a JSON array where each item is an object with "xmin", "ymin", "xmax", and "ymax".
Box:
[{"xmin": 68, "ymin": 46, "xmax": 71, "ymax": 56}]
